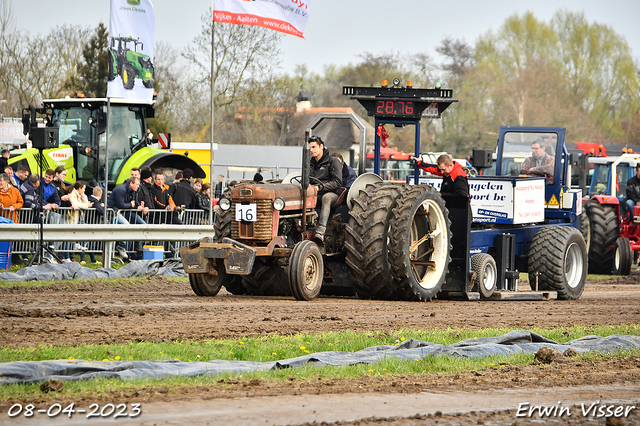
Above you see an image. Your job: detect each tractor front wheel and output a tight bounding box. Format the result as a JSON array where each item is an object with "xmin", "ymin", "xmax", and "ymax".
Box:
[
  {"xmin": 614, "ymin": 237, "xmax": 632, "ymax": 276},
  {"xmin": 288, "ymin": 240, "xmax": 323, "ymax": 301},
  {"xmin": 188, "ymin": 262, "xmax": 226, "ymax": 296}
]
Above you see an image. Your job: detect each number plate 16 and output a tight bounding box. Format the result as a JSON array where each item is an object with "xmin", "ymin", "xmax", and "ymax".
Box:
[{"xmin": 235, "ymin": 204, "xmax": 257, "ymax": 222}]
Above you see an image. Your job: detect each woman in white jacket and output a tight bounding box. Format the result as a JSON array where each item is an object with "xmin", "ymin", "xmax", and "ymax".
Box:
[{"xmin": 68, "ymin": 181, "xmax": 95, "ymax": 263}]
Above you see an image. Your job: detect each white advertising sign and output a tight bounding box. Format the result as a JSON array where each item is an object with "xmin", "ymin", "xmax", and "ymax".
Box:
[
  {"xmin": 415, "ymin": 176, "xmax": 546, "ymax": 225},
  {"xmin": 108, "ymin": 0, "xmax": 155, "ymax": 100},
  {"xmin": 0, "ymin": 123, "xmax": 26, "ymax": 146},
  {"xmin": 214, "ymin": 0, "xmax": 310, "ymax": 38}
]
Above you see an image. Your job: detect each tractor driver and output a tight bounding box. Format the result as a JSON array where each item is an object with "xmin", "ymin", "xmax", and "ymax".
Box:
[
  {"xmin": 308, "ymin": 136, "xmax": 343, "ymax": 242},
  {"xmin": 625, "ymin": 165, "xmax": 640, "ymax": 217},
  {"xmin": 521, "ymin": 141, "xmax": 555, "ymax": 182}
]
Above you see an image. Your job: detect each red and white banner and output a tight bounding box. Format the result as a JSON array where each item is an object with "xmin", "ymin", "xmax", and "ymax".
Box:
[{"xmin": 213, "ymin": 0, "xmax": 310, "ymax": 38}]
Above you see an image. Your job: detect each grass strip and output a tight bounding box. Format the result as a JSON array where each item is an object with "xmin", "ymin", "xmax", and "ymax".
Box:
[
  {"xmin": 1, "ymin": 325, "xmax": 638, "ymax": 363},
  {"xmin": 0, "ymin": 325, "xmax": 639, "ymax": 402}
]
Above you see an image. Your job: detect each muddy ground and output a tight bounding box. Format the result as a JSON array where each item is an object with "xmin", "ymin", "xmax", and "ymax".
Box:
[{"xmin": 1, "ymin": 275, "xmax": 640, "ymax": 425}]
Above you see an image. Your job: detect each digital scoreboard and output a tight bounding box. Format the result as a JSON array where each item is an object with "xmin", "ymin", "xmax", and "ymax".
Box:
[{"xmin": 343, "ymin": 83, "xmax": 456, "ymax": 120}]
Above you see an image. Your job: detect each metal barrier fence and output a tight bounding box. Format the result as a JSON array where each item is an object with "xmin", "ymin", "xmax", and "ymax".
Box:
[{"xmin": 1, "ymin": 207, "xmax": 212, "ymax": 260}]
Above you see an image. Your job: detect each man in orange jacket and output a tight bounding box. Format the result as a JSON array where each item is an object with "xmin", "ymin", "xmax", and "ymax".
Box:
[
  {"xmin": 411, "ymin": 154, "xmax": 469, "ymax": 197},
  {"xmin": 150, "ymin": 172, "xmax": 182, "ymax": 224}
]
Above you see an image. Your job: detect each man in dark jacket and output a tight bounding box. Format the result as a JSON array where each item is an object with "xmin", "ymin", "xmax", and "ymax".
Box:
[
  {"xmin": 412, "ymin": 154, "xmax": 469, "ymax": 197},
  {"xmin": 625, "ymin": 165, "xmax": 640, "ymax": 215},
  {"xmin": 170, "ymin": 168, "xmax": 196, "ymax": 209},
  {"xmin": 138, "ymin": 168, "xmax": 155, "ymax": 219},
  {"xmin": 308, "ymin": 136, "xmax": 343, "ymax": 240},
  {"xmin": 19, "ymin": 174, "xmax": 40, "ymax": 211},
  {"xmin": 107, "ymin": 177, "xmax": 146, "ymax": 224},
  {"xmin": 330, "ymin": 152, "xmax": 357, "ymax": 190}
]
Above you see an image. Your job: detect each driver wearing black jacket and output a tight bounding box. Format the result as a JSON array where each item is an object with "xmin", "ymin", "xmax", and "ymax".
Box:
[{"xmin": 308, "ymin": 136, "xmax": 343, "ymax": 241}]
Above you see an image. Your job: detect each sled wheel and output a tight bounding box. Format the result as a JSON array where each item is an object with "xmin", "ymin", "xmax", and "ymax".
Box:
[
  {"xmin": 584, "ymin": 200, "xmax": 618, "ymax": 273},
  {"xmin": 528, "ymin": 226, "xmax": 587, "ymax": 300},
  {"xmin": 471, "ymin": 253, "xmax": 497, "ymax": 299},
  {"xmin": 345, "ymin": 182, "xmax": 409, "ymax": 299},
  {"xmin": 388, "ymin": 186, "xmax": 451, "ymax": 301},
  {"xmin": 288, "ymin": 240, "xmax": 323, "ymax": 301},
  {"xmin": 122, "ymin": 63, "xmax": 135, "ymax": 90},
  {"xmin": 614, "ymin": 237, "xmax": 632, "ymax": 276}
]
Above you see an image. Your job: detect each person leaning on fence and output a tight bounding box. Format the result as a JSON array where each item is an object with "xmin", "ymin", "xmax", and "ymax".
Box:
[
  {"xmin": 151, "ymin": 172, "xmax": 182, "ymax": 224},
  {"xmin": 107, "ymin": 177, "xmax": 146, "ymax": 225},
  {"xmin": 193, "ymin": 182, "xmax": 211, "ymax": 212},
  {"xmin": 68, "ymin": 181, "xmax": 96, "ymax": 264},
  {"xmin": 41, "ymin": 169, "xmax": 61, "ymax": 212},
  {"xmin": 0, "ymin": 172, "xmax": 23, "ymax": 223},
  {"xmin": 20, "ymin": 174, "xmax": 40, "ymax": 212},
  {"xmin": 14, "ymin": 165, "xmax": 29, "ymax": 189},
  {"xmin": 53, "ymin": 165, "xmax": 71, "ymax": 205},
  {"xmin": 137, "ymin": 168, "xmax": 155, "ymax": 222}
]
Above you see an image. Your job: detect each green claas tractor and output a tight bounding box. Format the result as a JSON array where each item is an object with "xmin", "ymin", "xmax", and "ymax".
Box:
[
  {"xmin": 108, "ymin": 36, "xmax": 154, "ymax": 90},
  {"xmin": 8, "ymin": 97, "xmax": 204, "ymax": 189}
]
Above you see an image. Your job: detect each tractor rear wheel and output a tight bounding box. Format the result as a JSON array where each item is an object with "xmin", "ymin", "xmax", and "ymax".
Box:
[
  {"xmin": 388, "ymin": 186, "xmax": 451, "ymax": 301},
  {"xmin": 471, "ymin": 253, "xmax": 497, "ymax": 299},
  {"xmin": 122, "ymin": 63, "xmax": 135, "ymax": 90},
  {"xmin": 345, "ymin": 182, "xmax": 409, "ymax": 299},
  {"xmin": 584, "ymin": 200, "xmax": 618, "ymax": 273},
  {"xmin": 288, "ymin": 240, "xmax": 323, "ymax": 301},
  {"xmin": 242, "ymin": 261, "xmax": 290, "ymax": 296},
  {"xmin": 528, "ymin": 226, "xmax": 587, "ymax": 300},
  {"xmin": 214, "ymin": 208, "xmax": 233, "ymax": 241},
  {"xmin": 614, "ymin": 237, "xmax": 632, "ymax": 276}
]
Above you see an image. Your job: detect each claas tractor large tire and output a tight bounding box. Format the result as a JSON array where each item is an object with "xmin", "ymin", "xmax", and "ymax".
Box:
[
  {"xmin": 584, "ymin": 200, "xmax": 618, "ymax": 274},
  {"xmin": 345, "ymin": 182, "xmax": 409, "ymax": 299},
  {"xmin": 388, "ymin": 186, "xmax": 451, "ymax": 301},
  {"xmin": 614, "ymin": 237, "xmax": 632, "ymax": 276},
  {"xmin": 528, "ymin": 226, "xmax": 587, "ymax": 300}
]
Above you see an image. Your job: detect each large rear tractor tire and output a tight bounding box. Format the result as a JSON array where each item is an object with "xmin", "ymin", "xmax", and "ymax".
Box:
[
  {"xmin": 242, "ymin": 261, "xmax": 290, "ymax": 296},
  {"xmin": 471, "ymin": 253, "xmax": 497, "ymax": 299},
  {"xmin": 614, "ymin": 237, "xmax": 632, "ymax": 276},
  {"xmin": 288, "ymin": 240, "xmax": 323, "ymax": 301},
  {"xmin": 214, "ymin": 208, "xmax": 233, "ymax": 241},
  {"xmin": 528, "ymin": 226, "xmax": 587, "ymax": 300},
  {"xmin": 584, "ymin": 200, "xmax": 618, "ymax": 274},
  {"xmin": 345, "ymin": 182, "xmax": 409, "ymax": 299},
  {"xmin": 388, "ymin": 186, "xmax": 451, "ymax": 301}
]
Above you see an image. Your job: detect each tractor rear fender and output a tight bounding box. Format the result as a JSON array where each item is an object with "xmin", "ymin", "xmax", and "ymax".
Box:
[{"xmin": 590, "ymin": 195, "xmax": 620, "ymax": 206}]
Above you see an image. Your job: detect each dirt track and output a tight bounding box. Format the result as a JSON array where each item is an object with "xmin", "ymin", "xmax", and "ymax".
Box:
[{"xmin": 1, "ymin": 275, "xmax": 640, "ymax": 425}]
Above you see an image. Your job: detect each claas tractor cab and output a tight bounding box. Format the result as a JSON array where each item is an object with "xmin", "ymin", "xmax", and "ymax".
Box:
[
  {"xmin": 7, "ymin": 97, "xmax": 204, "ymax": 189},
  {"xmin": 582, "ymin": 153, "xmax": 640, "ymax": 275},
  {"xmin": 108, "ymin": 36, "xmax": 154, "ymax": 90}
]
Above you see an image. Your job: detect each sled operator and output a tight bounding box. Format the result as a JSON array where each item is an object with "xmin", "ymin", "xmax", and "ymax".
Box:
[
  {"xmin": 308, "ymin": 136, "xmax": 343, "ymax": 242},
  {"xmin": 411, "ymin": 154, "xmax": 469, "ymax": 197},
  {"xmin": 521, "ymin": 141, "xmax": 555, "ymax": 182}
]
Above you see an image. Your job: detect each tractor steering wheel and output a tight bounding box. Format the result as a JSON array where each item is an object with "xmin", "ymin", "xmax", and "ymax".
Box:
[{"xmin": 289, "ymin": 175, "xmax": 325, "ymax": 193}]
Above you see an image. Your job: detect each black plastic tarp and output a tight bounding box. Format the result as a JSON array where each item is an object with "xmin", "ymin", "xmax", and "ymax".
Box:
[{"xmin": 2, "ymin": 331, "xmax": 639, "ymax": 385}]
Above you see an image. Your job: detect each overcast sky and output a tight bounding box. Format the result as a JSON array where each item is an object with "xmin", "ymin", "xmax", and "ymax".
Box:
[{"xmin": 11, "ymin": 0, "xmax": 640, "ymax": 76}]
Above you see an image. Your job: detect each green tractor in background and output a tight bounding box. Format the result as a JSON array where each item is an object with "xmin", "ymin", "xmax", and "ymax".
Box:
[{"xmin": 108, "ymin": 36, "xmax": 154, "ymax": 90}]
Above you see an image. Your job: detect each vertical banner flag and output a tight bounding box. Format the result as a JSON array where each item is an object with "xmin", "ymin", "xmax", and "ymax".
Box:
[
  {"xmin": 108, "ymin": 0, "xmax": 155, "ymax": 100},
  {"xmin": 214, "ymin": 0, "xmax": 310, "ymax": 38}
]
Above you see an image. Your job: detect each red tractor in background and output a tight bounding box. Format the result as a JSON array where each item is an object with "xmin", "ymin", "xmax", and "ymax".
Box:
[{"xmin": 582, "ymin": 153, "xmax": 640, "ymax": 275}]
